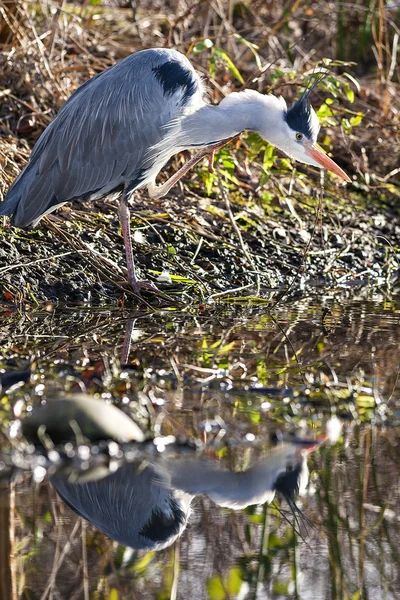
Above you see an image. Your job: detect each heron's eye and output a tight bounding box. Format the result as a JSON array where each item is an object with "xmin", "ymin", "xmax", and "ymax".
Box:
[{"xmin": 296, "ymin": 133, "xmax": 303, "ymax": 141}]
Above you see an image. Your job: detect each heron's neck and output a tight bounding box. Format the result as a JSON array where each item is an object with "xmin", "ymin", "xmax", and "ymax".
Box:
[{"xmin": 179, "ymin": 91, "xmax": 286, "ymax": 147}]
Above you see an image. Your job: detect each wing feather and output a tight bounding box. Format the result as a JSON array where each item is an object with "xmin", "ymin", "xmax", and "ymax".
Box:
[{"xmin": 1, "ymin": 48, "xmax": 203, "ymax": 228}]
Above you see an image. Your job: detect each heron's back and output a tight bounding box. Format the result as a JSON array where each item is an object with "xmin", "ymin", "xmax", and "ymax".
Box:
[{"xmin": 0, "ymin": 48, "xmax": 204, "ymax": 228}]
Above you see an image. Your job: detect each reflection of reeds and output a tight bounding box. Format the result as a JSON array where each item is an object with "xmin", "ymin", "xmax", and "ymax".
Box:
[
  {"xmin": 0, "ymin": 479, "xmax": 16, "ymax": 600},
  {"xmin": 1, "ymin": 297, "xmax": 399, "ymax": 406},
  {"xmin": 310, "ymin": 425, "xmax": 400, "ymax": 599},
  {"xmin": 252, "ymin": 503, "xmax": 269, "ymax": 600}
]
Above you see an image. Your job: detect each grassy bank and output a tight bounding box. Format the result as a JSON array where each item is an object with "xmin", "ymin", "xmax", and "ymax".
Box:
[{"xmin": 0, "ymin": 0, "xmax": 399, "ymax": 306}]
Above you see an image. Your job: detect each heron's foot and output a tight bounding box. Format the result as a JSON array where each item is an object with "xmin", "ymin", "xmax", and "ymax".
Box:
[
  {"xmin": 129, "ymin": 279, "xmax": 161, "ymax": 296},
  {"xmin": 129, "ymin": 279, "xmax": 176, "ymax": 303},
  {"xmin": 118, "ymin": 278, "xmax": 160, "ymax": 294}
]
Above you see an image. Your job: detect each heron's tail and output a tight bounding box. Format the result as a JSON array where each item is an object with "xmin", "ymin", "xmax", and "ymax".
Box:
[
  {"xmin": 0, "ymin": 182, "xmax": 20, "ymax": 217},
  {"xmin": 0, "ymin": 165, "xmax": 37, "ymax": 228}
]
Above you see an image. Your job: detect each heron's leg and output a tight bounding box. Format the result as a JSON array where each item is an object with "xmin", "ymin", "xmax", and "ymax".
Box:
[
  {"xmin": 117, "ymin": 197, "xmax": 159, "ymax": 295},
  {"xmin": 148, "ymin": 147, "xmax": 210, "ymax": 199},
  {"xmin": 207, "ymin": 135, "xmax": 240, "ymax": 174},
  {"xmin": 120, "ymin": 318, "xmax": 136, "ymax": 364},
  {"xmin": 147, "ymin": 136, "xmax": 239, "ymax": 200}
]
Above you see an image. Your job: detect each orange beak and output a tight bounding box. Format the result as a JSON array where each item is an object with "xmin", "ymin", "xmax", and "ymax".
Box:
[
  {"xmin": 305, "ymin": 142, "xmax": 351, "ymax": 182},
  {"xmin": 293, "ymin": 438, "xmax": 324, "ymax": 459}
]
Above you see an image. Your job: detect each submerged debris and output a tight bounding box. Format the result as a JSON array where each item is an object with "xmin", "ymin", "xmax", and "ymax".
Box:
[{"xmin": 21, "ymin": 393, "xmax": 146, "ymax": 445}]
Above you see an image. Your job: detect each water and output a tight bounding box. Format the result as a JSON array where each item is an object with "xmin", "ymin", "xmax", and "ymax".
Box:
[{"xmin": 0, "ymin": 294, "xmax": 399, "ymax": 599}]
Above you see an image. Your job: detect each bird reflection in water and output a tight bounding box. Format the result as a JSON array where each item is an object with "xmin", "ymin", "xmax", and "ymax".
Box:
[
  {"xmin": 51, "ymin": 440, "xmax": 320, "ymax": 551},
  {"xmin": 52, "ymin": 462, "xmax": 192, "ymax": 551}
]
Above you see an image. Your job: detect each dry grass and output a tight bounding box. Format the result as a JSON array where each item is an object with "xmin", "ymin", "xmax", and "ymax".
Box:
[{"xmin": 0, "ymin": 1, "xmax": 399, "ymax": 304}]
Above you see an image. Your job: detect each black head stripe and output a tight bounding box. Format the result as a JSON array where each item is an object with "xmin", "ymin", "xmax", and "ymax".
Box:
[
  {"xmin": 274, "ymin": 463, "xmax": 302, "ymax": 503},
  {"xmin": 285, "ymin": 98, "xmax": 314, "ymax": 139},
  {"xmin": 285, "ymin": 70, "xmax": 327, "ymax": 139}
]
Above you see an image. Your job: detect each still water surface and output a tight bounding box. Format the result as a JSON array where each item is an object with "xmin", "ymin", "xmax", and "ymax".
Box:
[{"xmin": 0, "ymin": 294, "xmax": 399, "ymax": 599}]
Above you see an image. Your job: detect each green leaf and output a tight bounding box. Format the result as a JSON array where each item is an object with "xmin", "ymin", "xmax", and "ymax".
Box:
[
  {"xmin": 209, "ymin": 55, "xmax": 216, "ymax": 79},
  {"xmin": 316, "ymin": 103, "xmax": 334, "ymax": 119},
  {"xmin": 218, "ymin": 341, "xmax": 236, "ymax": 354},
  {"xmin": 355, "ymin": 394, "xmax": 375, "ymax": 408},
  {"xmin": 248, "ymin": 513, "xmax": 265, "ymax": 524},
  {"xmin": 202, "ymin": 169, "xmax": 216, "ymax": 195},
  {"xmin": 193, "ymin": 38, "xmax": 214, "ymax": 54},
  {"xmin": 260, "ymin": 171, "xmax": 269, "ymax": 187},
  {"xmin": 343, "ymin": 72, "xmax": 361, "ymax": 92},
  {"xmin": 233, "ymin": 34, "xmax": 262, "ymax": 70},
  {"xmin": 212, "ymin": 48, "xmax": 244, "ymax": 84},
  {"xmin": 227, "ymin": 567, "xmax": 242, "ymax": 594},
  {"xmin": 131, "ymin": 551, "xmax": 156, "ymax": 573},
  {"xmin": 344, "ymin": 85, "xmax": 355, "ymax": 103},
  {"xmin": 259, "ymin": 190, "xmax": 273, "ymax": 206},
  {"xmin": 169, "ymin": 274, "xmax": 196, "ymax": 283},
  {"xmin": 218, "ymin": 148, "xmax": 235, "ymax": 173},
  {"xmin": 244, "ymin": 132, "xmax": 265, "ymax": 155},
  {"xmin": 272, "ymin": 580, "xmax": 292, "ymax": 595},
  {"xmin": 263, "ymin": 144, "xmax": 276, "ymax": 170},
  {"xmin": 349, "ymin": 114, "xmax": 363, "ymax": 126},
  {"xmin": 268, "ymin": 528, "xmax": 294, "ymax": 549},
  {"xmin": 207, "ymin": 576, "xmax": 226, "ymax": 600},
  {"xmin": 43, "ymin": 510, "xmax": 52, "ymax": 523},
  {"xmin": 218, "ymin": 168, "xmax": 243, "ymax": 187},
  {"xmin": 248, "ymin": 409, "xmax": 261, "ymax": 424},
  {"xmin": 280, "ymin": 158, "xmax": 293, "ymax": 170}
]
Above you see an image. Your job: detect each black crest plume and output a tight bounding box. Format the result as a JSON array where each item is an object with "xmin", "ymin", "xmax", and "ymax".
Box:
[
  {"xmin": 285, "ymin": 69, "xmax": 329, "ymax": 140},
  {"xmin": 274, "ymin": 464, "xmax": 315, "ymax": 541}
]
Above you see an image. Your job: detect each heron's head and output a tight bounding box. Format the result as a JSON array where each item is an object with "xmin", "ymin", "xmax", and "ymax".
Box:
[
  {"xmin": 258, "ymin": 82, "xmax": 350, "ymax": 182},
  {"xmin": 272, "ymin": 442, "xmax": 316, "ymax": 502}
]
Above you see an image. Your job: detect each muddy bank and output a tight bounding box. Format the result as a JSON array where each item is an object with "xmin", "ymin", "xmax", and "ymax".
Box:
[{"xmin": 0, "ymin": 183, "xmax": 399, "ymax": 307}]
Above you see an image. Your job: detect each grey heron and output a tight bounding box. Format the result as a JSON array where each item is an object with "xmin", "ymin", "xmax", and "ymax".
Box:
[
  {"xmin": 51, "ymin": 441, "xmax": 320, "ymax": 550},
  {"xmin": 0, "ymin": 48, "xmax": 350, "ymax": 294}
]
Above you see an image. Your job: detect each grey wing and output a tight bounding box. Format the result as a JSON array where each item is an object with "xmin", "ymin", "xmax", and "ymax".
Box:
[{"xmin": 1, "ymin": 49, "xmax": 203, "ymax": 228}]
